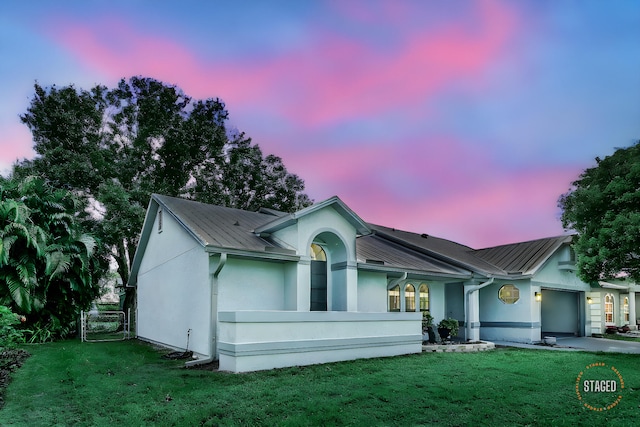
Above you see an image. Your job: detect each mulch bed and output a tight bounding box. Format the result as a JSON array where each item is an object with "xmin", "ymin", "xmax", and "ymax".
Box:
[{"xmin": 0, "ymin": 349, "xmax": 31, "ymax": 409}]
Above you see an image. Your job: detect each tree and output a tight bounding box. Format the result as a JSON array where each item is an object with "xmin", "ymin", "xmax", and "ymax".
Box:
[
  {"xmin": 0, "ymin": 176, "xmax": 105, "ymax": 339},
  {"xmin": 559, "ymin": 141, "xmax": 640, "ymax": 283},
  {"xmin": 15, "ymin": 77, "xmax": 311, "ymax": 293}
]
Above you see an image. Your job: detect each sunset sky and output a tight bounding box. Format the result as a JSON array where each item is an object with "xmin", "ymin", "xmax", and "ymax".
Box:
[{"xmin": 1, "ymin": 1, "xmax": 639, "ymax": 248}]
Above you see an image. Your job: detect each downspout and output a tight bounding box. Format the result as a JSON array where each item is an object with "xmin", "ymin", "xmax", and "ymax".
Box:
[
  {"xmin": 464, "ymin": 277, "xmax": 494, "ymax": 341},
  {"xmin": 185, "ymin": 252, "xmax": 227, "ymax": 367},
  {"xmin": 389, "ymin": 272, "xmax": 408, "ymax": 288},
  {"xmin": 389, "ymin": 272, "xmax": 408, "ymax": 310}
]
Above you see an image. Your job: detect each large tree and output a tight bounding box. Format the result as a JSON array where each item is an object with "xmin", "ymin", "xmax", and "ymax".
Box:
[
  {"xmin": 15, "ymin": 77, "xmax": 312, "ymax": 291},
  {"xmin": 0, "ymin": 176, "xmax": 105, "ymax": 339},
  {"xmin": 559, "ymin": 141, "xmax": 640, "ymax": 283}
]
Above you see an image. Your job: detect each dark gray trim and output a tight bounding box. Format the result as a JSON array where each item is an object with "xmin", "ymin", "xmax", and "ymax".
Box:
[
  {"xmin": 218, "ymin": 311, "xmax": 421, "ymax": 323},
  {"xmin": 481, "ymin": 321, "xmax": 541, "ymax": 329}
]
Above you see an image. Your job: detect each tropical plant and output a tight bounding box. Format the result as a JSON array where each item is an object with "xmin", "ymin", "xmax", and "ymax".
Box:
[
  {"xmin": 0, "ymin": 305, "xmax": 28, "ymax": 348},
  {"xmin": 0, "ymin": 176, "xmax": 105, "ymax": 340}
]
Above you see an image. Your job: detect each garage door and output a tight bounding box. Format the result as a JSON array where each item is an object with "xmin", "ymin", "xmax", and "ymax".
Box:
[{"xmin": 541, "ymin": 290, "xmax": 579, "ymax": 335}]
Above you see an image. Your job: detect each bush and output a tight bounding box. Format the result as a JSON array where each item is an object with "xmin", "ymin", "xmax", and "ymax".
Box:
[{"xmin": 0, "ymin": 306, "xmax": 28, "ymax": 349}]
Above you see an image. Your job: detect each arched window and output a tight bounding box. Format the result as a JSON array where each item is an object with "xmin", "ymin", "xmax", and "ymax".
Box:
[
  {"xmin": 419, "ymin": 284, "xmax": 429, "ymax": 311},
  {"xmin": 604, "ymin": 294, "xmax": 614, "ymax": 323},
  {"xmin": 405, "ymin": 284, "xmax": 416, "ymax": 312},
  {"xmin": 310, "ymin": 243, "xmax": 327, "ymax": 311},
  {"xmin": 623, "ymin": 297, "xmax": 629, "ymax": 323},
  {"xmin": 388, "ymin": 285, "xmax": 400, "ymax": 312},
  {"xmin": 310, "ymin": 243, "xmax": 326, "ymax": 261}
]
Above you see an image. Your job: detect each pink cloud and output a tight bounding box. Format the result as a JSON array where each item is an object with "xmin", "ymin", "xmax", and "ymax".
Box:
[
  {"xmin": 0, "ymin": 124, "xmax": 36, "ymax": 174},
  {"xmin": 352, "ymin": 167, "xmax": 582, "ymax": 248},
  {"xmin": 48, "ymin": 0, "xmax": 520, "ymax": 129}
]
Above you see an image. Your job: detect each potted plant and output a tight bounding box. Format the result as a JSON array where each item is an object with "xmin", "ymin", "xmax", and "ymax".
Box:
[
  {"xmin": 421, "ymin": 311, "xmax": 437, "ymax": 343},
  {"xmin": 437, "ymin": 318, "xmax": 459, "ymax": 341}
]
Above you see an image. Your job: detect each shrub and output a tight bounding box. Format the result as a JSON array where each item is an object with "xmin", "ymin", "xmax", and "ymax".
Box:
[{"xmin": 0, "ymin": 306, "xmax": 28, "ymax": 349}]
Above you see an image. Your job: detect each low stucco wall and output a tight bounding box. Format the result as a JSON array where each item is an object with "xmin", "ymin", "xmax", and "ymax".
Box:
[
  {"xmin": 217, "ymin": 311, "xmax": 422, "ymax": 372},
  {"xmin": 480, "ymin": 323, "xmax": 541, "ymax": 343}
]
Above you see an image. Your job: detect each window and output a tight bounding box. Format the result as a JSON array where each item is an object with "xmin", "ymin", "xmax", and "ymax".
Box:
[
  {"xmin": 623, "ymin": 297, "xmax": 629, "ymax": 323},
  {"xmin": 605, "ymin": 294, "xmax": 614, "ymax": 323},
  {"xmin": 405, "ymin": 284, "xmax": 415, "ymax": 312},
  {"xmin": 158, "ymin": 209, "xmax": 163, "ymax": 233},
  {"xmin": 419, "ymin": 284, "xmax": 429, "ymax": 311},
  {"xmin": 498, "ymin": 284, "xmax": 519, "ymax": 304},
  {"xmin": 310, "ymin": 243, "xmax": 326, "ymax": 261},
  {"xmin": 388, "ymin": 285, "xmax": 400, "ymax": 312}
]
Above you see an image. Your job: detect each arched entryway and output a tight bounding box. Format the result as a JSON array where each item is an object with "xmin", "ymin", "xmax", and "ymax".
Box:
[
  {"xmin": 309, "ymin": 231, "xmax": 348, "ymax": 311},
  {"xmin": 310, "ymin": 243, "xmax": 327, "ymax": 311}
]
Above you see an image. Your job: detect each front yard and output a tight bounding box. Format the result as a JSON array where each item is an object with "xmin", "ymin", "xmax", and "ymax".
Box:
[{"xmin": 1, "ymin": 339, "xmax": 639, "ymax": 426}]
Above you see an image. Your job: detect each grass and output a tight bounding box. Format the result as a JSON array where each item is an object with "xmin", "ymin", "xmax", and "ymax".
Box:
[
  {"xmin": 2, "ymin": 340, "xmax": 640, "ymax": 426},
  {"xmin": 601, "ymin": 333, "xmax": 640, "ymax": 342}
]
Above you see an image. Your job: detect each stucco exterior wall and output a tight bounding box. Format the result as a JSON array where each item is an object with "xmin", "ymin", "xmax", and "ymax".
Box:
[
  {"xmin": 533, "ymin": 249, "xmax": 590, "ymax": 292},
  {"xmin": 217, "ymin": 257, "xmax": 286, "ymax": 311},
  {"xmin": 217, "ymin": 311, "xmax": 422, "ymax": 372},
  {"xmin": 136, "ymin": 210, "xmax": 210, "ymax": 356},
  {"xmin": 356, "ymin": 270, "xmax": 387, "ymax": 312},
  {"xmin": 479, "ymin": 280, "xmax": 541, "ymax": 343}
]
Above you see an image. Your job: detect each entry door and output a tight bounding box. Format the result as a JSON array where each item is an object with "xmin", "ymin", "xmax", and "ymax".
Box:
[
  {"xmin": 311, "ymin": 260, "xmax": 327, "ymax": 311},
  {"xmin": 445, "ymin": 283, "xmax": 464, "ymax": 324}
]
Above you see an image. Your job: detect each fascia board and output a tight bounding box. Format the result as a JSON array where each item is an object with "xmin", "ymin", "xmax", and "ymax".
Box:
[
  {"xmin": 205, "ymin": 245, "xmax": 300, "ymax": 262},
  {"xmin": 356, "ymin": 262, "xmax": 473, "ymax": 280}
]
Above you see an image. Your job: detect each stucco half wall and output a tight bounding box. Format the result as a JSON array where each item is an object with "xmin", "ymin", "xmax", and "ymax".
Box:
[{"xmin": 217, "ymin": 311, "xmax": 422, "ymax": 372}]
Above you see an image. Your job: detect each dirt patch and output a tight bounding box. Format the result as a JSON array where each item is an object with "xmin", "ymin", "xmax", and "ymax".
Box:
[
  {"xmin": 185, "ymin": 360, "xmax": 219, "ymax": 371},
  {"xmin": 0, "ymin": 349, "xmax": 31, "ymax": 409}
]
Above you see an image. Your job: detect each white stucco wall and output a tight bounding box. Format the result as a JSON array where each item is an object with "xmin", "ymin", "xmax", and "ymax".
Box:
[
  {"xmin": 356, "ymin": 270, "xmax": 387, "ymax": 312},
  {"xmin": 136, "ymin": 210, "xmax": 211, "ymax": 356},
  {"xmin": 217, "ymin": 257, "xmax": 287, "ymax": 311},
  {"xmin": 533, "ymin": 249, "xmax": 590, "ymax": 292},
  {"xmin": 479, "ymin": 280, "xmax": 540, "ymax": 343},
  {"xmin": 217, "ymin": 311, "xmax": 422, "ymax": 372}
]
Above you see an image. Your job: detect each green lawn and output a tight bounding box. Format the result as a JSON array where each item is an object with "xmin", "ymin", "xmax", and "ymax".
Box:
[{"xmin": 2, "ymin": 340, "xmax": 639, "ymax": 426}]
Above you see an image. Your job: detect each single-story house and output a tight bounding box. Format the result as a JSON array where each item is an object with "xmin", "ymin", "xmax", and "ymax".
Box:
[{"xmin": 129, "ymin": 194, "xmax": 639, "ymax": 372}]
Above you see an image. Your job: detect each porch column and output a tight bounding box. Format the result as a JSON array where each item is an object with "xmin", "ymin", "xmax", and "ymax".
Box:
[
  {"xmin": 345, "ymin": 262, "xmax": 358, "ymax": 312},
  {"xmin": 464, "ymin": 284, "xmax": 481, "ymax": 341},
  {"xmin": 629, "ymin": 291, "xmax": 636, "ymax": 330},
  {"xmin": 296, "ymin": 259, "xmax": 311, "ymax": 311}
]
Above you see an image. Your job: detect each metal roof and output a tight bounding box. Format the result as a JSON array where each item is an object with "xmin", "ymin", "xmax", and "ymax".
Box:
[
  {"xmin": 154, "ymin": 194, "xmax": 279, "ymax": 252},
  {"xmin": 136, "ymin": 195, "xmax": 572, "ymax": 281},
  {"xmin": 356, "ymin": 234, "xmax": 472, "ymax": 278},
  {"xmin": 369, "ymin": 224, "xmax": 508, "ymax": 277},
  {"xmin": 473, "ymin": 235, "xmax": 572, "ymax": 275}
]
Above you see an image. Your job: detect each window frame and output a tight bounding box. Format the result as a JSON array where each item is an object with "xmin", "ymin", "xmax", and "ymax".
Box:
[
  {"xmin": 388, "ymin": 285, "xmax": 400, "ymax": 312},
  {"xmin": 405, "ymin": 284, "xmax": 416, "ymax": 312},
  {"xmin": 604, "ymin": 293, "xmax": 614, "ymax": 324},
  {"xmin": 419, "ymin": 283, "xmax": 429, "ymax": 312},
  {"xmin": 498, "ymin": 284, "xmax": 520, "ymax": 304}
]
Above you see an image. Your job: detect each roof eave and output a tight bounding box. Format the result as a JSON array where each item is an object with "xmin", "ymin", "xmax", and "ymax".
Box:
[
  {"xmin": 356, "ymin": 262, "xmax": 473, "ymax": 280},
  {"xmin": 205, "ymin": 245, "xmax": 300, "ymax": 262}
]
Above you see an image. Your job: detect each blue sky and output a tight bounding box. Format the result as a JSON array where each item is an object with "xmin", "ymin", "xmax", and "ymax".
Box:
[{"xmin": 1, "ymin": 0, "xmax": 639, "ymax": 247}]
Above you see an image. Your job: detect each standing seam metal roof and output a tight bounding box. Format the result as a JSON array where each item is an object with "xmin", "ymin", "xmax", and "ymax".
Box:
[{"xmin": 150, "ymin": 194, "xmax": 572, "ymax": 277}]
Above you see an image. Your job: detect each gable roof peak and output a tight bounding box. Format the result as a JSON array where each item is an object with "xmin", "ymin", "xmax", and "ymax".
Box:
[{"xmin": 254, "ymin": 196, "xmax": 371, "ymax": 236}]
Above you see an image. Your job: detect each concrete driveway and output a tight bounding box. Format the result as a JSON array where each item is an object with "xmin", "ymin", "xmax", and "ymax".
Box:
[
  {"xmin": 555, "ymin": 336, "xmax": 640, "ymax": 354},
  {"xmin": 493, "ymin": 336, "xmax": 640, "ymax": 354}
]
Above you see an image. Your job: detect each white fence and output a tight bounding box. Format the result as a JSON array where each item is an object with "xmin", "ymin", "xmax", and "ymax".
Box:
[{"xmin": 81, "ymin": 309, "xmax": 131, "ymax": 342}]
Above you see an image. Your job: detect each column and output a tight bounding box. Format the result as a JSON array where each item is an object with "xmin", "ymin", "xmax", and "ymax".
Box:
[{"xmin": 628, "ymin": 291, "xmax": 636, "ymax": 330}]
